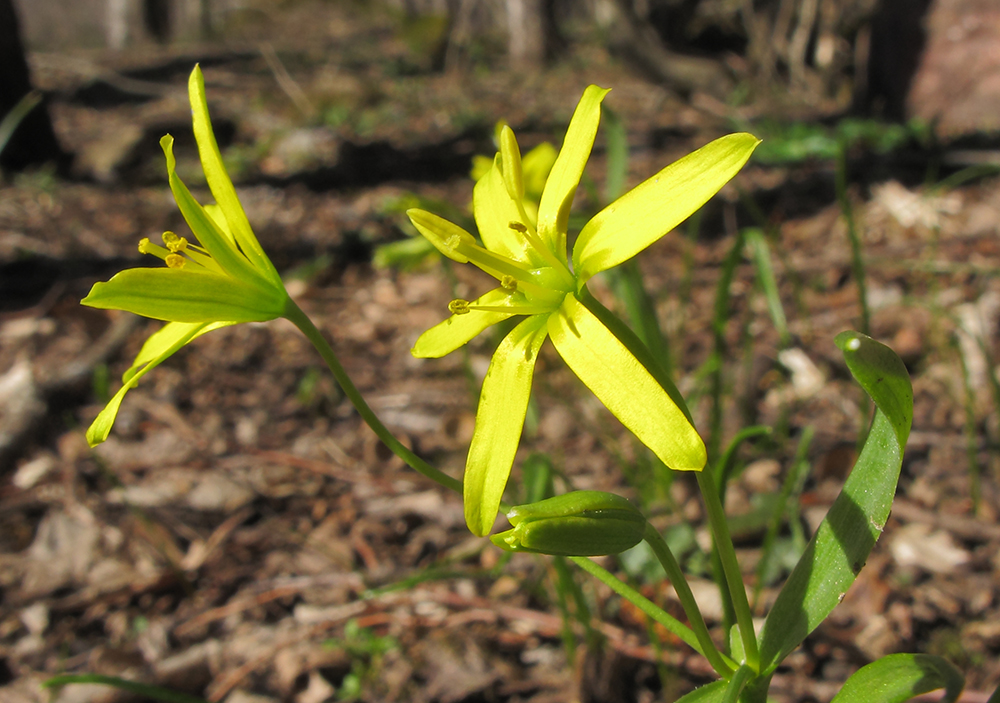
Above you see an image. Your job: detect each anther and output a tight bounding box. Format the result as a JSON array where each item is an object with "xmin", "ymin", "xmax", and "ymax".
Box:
[
  {"xmin": 138, "ymin": 238, "xmax": 153, "ymax": 254},
  {"xmin": 448, "ymin": 299, "xmax": 471, "ymax": 315},
  {"xmin": 501, "ymin": 275, "xmax": 517, "ymax": 293},
  {"xmin": 508, "ymin": 221, "xmax": 527, "ymax": 233},
  {"xmin": 166, "ymin": 254, "xmax": 186, "ymax": 269},
  {"xmin": 162, "ymin": 231, "xmax": 188, "ymax": 252}
]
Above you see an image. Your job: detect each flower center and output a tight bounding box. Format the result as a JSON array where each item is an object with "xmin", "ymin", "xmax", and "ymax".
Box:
[{"xmin": 138, "ymin": 231, "xmax": 224, "ymax": 275}]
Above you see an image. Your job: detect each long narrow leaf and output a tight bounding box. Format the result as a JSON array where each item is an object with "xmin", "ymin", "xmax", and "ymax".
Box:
[
  {"xmin": 758, "ymin": 332, "xmax": 912, "ymax": 672},
  {"xmin": 829, "ymin": 653, "xmax": 964, "ymax": 703},
  {"xmin": 44, "ymin": 675, "xmax": 209, "ymax": 703}
]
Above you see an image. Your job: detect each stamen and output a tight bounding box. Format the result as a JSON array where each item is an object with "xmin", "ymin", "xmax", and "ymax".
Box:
[
  {"xmin": 138, "ymin": 238, "xmax": 153, "ymax": 255},
  {"xmin": 501, "ymin": 275, "xmax": 517, "ymax": 293},
  {"xmin": 162, "ymin": 231, "xmax": 188, "ymax": 252},
  {"xmin": 448, "ymin": 299, "xmax": 471, "ymax": 315},
  {"xmin": 166, "ymin": 254, "xmax": 186, "ymax": 269}
]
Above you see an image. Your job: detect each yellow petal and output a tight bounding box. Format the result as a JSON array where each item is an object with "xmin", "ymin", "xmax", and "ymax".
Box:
[
  {"xmin": 124, "ymin": 321, "xmax": 234, "ymax": 382},
  {"xmin": 536, "ymin": 85, "xmax": 610, "ymax": 258},
  {"xmin": 465, "ymin": 314, "xmax": 549, "ymax": 536},
  {"xmin": 548, "ymin": 295, "xmax": 706, "ymax": 471},
  {"xmin": 574, "ymin": 133, "xmax": 760, "ymax": 281},
  {"xmin": 473, "ymin": 155, "xmax": 537, "ymax": 265},
  {"xmin": 411, "ymin": 288, "xmax": 518, "ymax": 358},
  {"xmin": 188, "ymin": 66, "xmax": 282, "ymax": 286},
  {"xmin": 82, "ymin": 268, "xmax": 286, "ymax": 323},
  {"xmin": 161, "ymin": 135, "xmax": 269, "ymax": 288},
  {"xmin": 407, "ymin": 209, "xmax": 475, "ymax": 263},
  {"xmin": 86, "ymin": 321, "xmax": 222, "ymax": 446}
]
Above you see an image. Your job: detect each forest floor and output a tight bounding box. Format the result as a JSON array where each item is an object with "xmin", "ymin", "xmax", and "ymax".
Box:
[{"xmin": 1, "ymin": 3, "xmax": 999, "ymax": 703}]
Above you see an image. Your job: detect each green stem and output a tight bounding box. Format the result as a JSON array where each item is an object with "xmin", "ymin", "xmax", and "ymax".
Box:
[
  {"xmin": 642, "ymin": 523, "xmax": 733, "ymax": 678},
  {"xmin": 697, "ymin": 470, "xmax": 759, "ymax": 672},
  {"xmin": 569, "ymin": 555, "xmax": 736, "ymax": 678},
  {"xmin": 284, "ymin": 299, "xmax": 463, "ymax": 495}
]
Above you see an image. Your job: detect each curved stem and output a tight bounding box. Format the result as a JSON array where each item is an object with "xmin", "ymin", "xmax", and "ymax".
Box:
[
  {"xmin": 697, "ymin": 470, "xmax": 759, "ymax": 672},
  {"xmin": 642, "ymin": 523, "xmax": 734, "ymax": 678},
  {"xmin": 569, "ymin": 556, "xmax": 736, "ymax": 677},
  {"xmin": 284, "ymin": 299, "xmax": 463, "ymax": 495}
]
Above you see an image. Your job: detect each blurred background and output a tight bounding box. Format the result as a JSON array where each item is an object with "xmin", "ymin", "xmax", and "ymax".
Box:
[{"xmin": 2, "ymin": 1, "xmax": 1000, "ymax": 702}]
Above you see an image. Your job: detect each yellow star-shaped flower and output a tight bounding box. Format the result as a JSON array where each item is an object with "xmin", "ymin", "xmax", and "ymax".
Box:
[
  {"xmin": 82, "ymin": 65, "xmax": 290, "ymax": 447},
  {"xmin": 409, "ymin": 86, "xmax": 759, "ymax": 536}
]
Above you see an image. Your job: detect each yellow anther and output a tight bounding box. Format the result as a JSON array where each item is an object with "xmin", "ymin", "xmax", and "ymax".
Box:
[
  {"xmin": 162, "ymin": 231, "xmax": 188, "ymax": 252},
  {"xmin": 508, "ymin": 221, "xmax": 527, "ymax": 233},
  {"xmin": 138, "ymin": 238, "xmax": 153, "ymax": 254},
  {"xmin": 501, "ymin": 275, "xmax": 517, "ymax": 292},
  {"xmin": 165, "ymin": 254, "xmax": 186, "ymax": 269},
  {"xmin": 448, "ymin": 299, "xmax": 471, "ymax": 315}
]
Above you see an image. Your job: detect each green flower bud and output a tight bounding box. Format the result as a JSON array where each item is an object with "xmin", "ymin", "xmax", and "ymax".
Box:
[{"xmin": 490, "ymin": 491, "xmax": 646, "ymax": 556}]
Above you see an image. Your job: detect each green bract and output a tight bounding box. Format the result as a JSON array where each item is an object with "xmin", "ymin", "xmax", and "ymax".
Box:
[
  {"xmin": 82, "ymin": 65, "xmax": 289, "ymax": 447},
  {"xmin": 409, "ymin": 85, "xmax": 759, "ymax": 536},
  {"xmin": 491, "ymin": 490, "xmax": 646, "ymax": 556}
]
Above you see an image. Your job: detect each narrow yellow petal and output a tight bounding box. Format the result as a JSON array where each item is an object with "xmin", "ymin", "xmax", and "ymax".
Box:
[
  {"xmin": 86, "ymin": 321, "xmax": 220, "ymax": 447},
  {"xmin": 188, "ymin": 66, "xmax": 282, "ymax": 286},
  {"xmin": 536, "ymin": 85, "xmax": 610, "ymax": 258},
  {"xmin": 412, "ymin": 288, "xmax": 518, "ymax": 358},
  {"xmin": 473, "ymin": 156, "xmax": 537, "ymax": 265},
  {"xmin": 124, "ymin": 321, "xmax": 234, "ymax": 382},
  {"xmin": 499, "ymin": 126, "xmax": 524, "ymax": 202},
  {"xmin": 407, "ymin": 209, "xmax": 475, "ymax": 263},
  {"xmin": 464, "ymin": 315, "xmax": 549, "ymax": 536},
  {"xmin": 574, "ymin": 133, "xmax": 760, "ymax": 281},
  {"xmin": 548, "ymin": 295, "xmax": 706, "ymax": 471}
]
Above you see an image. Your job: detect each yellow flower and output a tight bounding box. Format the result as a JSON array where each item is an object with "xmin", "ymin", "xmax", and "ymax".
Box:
[
  {"xmin": 409, "ymin": 86, "xmax": 759, "ymax": 536},
  {"xmin": 82, "ymin": 65, "xmax": 290, "ymax": 447}
]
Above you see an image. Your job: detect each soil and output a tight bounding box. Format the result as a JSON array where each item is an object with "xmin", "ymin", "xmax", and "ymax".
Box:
[{"xmin": 2, "ymin": 4, "xmax": 999, "ymax": 703}]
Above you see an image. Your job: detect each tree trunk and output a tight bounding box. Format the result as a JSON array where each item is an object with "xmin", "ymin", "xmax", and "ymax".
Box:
[{"xmin": 0, "ymin": 0, "xmax": 68, "ymax": 173}]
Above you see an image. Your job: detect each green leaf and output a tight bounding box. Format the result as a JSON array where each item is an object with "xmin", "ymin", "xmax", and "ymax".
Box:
[
  {"xmin": 673, "ymin": 680, "xmax": 727, "ymax": 703},
  {"xmin": 835, "ymin": 331, "xmax": 913, "ymax": 448},
  {"xmin": 548, "ymin": 294, "xmax": 706, "ymax": 471},
  {"xmin": 574, "ymin": 133, "xmax": 760, "ymax": 281},
  {"xmin": 464, "ymin": 315, "xmax": 548, "ymax": 536},
  {"xmin": 758, "ymin": 332, "xmax": 913, "ymax": 672},
  {"xmin": 830, "ymin": 654, "xmax": 964, "ymax": 703},
  {"xmin": 44, "ymin": 674, "xmax": 209, "ymax": 703}
]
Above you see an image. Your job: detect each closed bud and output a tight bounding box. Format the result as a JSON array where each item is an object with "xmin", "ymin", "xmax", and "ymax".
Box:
[{"xmin": 490, "ymin": 490, "xmax": 646, "ymax": 556}]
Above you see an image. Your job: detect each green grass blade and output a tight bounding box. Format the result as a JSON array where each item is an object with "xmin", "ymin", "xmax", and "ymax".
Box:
[
  {"xmin": 758, "ymin": 332, "xmax": 912, "ymax": 672},
  {"xmin": 0, "ymin": 91, "xmax": 42, "ymax": 157},
  {"xmin": 43, "ymin": 675, "xmax": 210, "ymax": 703},
  {"xmin": 829, "ymin": 653, "xmax": 964, "ymax": 703},
  {"xmin": 836, "ymin": 147, "xmax": 871, "ymax": 335},
  {"xmin": 744, "ymin": 228, "xmax": 790, "ymax": 348}
]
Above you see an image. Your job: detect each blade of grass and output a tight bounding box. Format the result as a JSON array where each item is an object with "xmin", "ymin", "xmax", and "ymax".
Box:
[
  {"xmin": 744, "ymin": 228, "xmax": 790, "ymax": 348},
  {"xmin": 753, "ymin": 425, "xmax": 815, "ymax": 608},
  {"xmin": 44, "ymin": 675, "xmax": 209, "ymax": 703}
]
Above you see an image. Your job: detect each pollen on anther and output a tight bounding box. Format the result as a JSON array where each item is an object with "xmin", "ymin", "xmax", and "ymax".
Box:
[
  {"xmin": 165, "ymin": 254, "xmax": 186, "ymax": 269},
  {"xmin": 501, "ymin": 275, "xmax": 517, "ymax": 292},
  {"xmin": 508, "ymin": 221, "xmax": 527, "ymax": 233},
  {"xmin": 162, "ymin": 231, "xmax": 188, "ymax": 252},
  {"xmin": 448, "ymin": 299, "xmax": 471, "ymax": 315}
]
